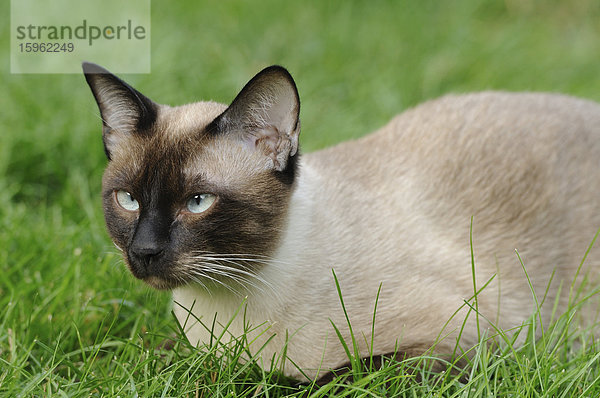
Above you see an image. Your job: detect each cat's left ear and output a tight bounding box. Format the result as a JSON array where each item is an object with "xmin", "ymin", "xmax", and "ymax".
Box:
[
  {"xmin": 212, "ymin": 66, "xmax": 300, "ymax": 171},
  {"xmin": 82, "ymin": 62, "xmax": 157, "ymax": 160}
]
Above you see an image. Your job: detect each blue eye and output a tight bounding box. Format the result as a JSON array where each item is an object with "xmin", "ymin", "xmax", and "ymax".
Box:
[
  {"xmin": 115, "ymin": 190, "xmax": 139, "ymax": 211},
  {"xmin": 186, "ymin": 194, "xmax": 216, "ymax": 214}
]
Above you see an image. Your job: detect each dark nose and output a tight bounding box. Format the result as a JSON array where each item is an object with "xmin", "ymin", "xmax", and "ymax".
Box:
[
  {"xmin": 131, "ymin": 243, "xmax": 164, "ymax": 262},
  {"xmin": 129, "ymin": 212, "xmax": 169, "ymax": 273},
  {"xmin": 129, "ymin": 237, "xmax": 167, "ymax": 280},
  {"xmin": 128, "ymin": 242, "xmax": 165, "ymax": 280},
  {"xmin": 129, "ymin": 237, "xmax": 166, "ymax": 272}
]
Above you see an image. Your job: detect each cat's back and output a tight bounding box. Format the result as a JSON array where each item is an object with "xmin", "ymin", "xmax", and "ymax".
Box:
[
  {"xmin": 303, "ymin": 91, "xmax": 600, "ymax": 214},
  {"xmin": 299, "ymin": 91, "xmax": 600, "ymax": 279},
  {"xmin": 305, "ymin": 91, "xmax": 600, "ymax": 181}
]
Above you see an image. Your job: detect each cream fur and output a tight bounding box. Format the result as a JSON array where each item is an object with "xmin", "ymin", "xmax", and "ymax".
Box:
[{"xmin": 173, "ymin": 92, "xmax": 600, "ymax": 380}]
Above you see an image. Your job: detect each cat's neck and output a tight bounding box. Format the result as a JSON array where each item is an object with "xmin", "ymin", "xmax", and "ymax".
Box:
[{"xmin": 257, "ymin": 161, "xmax": 321, "ymax": 296}]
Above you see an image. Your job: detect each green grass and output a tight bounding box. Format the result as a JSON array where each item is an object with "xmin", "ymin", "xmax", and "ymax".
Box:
[{"xmin": 2, "ymin": 0, "xmax": 600, "ymax": 395}]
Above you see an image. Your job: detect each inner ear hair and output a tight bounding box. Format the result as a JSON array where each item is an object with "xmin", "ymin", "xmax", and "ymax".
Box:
[
  {"xmin": 213, "ymin": 65, "xmax": 301, "ymax": 171},
  {"xmin": 82, "ymin": 62, "xmax": 157, "ymax": 159}
]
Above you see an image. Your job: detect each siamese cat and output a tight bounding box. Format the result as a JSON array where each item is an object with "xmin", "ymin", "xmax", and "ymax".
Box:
[{"xmin": 83, "ymin": 62, "xmax": 600, "ymax": 381}]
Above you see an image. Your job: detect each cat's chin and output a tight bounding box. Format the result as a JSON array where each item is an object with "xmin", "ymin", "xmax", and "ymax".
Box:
[{"xmin": 143, "ymin": 275, "xmax": 183, "ymax": 290}]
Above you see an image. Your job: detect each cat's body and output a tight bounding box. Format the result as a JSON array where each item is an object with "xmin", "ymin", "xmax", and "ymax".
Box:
[{"xmin": 84, "ymin": 63, "xmax": 600, "ymax": 380}]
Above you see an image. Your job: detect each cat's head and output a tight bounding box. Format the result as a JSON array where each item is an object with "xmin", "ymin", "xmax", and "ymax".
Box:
[{"xmin": 83, "ymin": 63, "xmax": 300, "ymax": 290}]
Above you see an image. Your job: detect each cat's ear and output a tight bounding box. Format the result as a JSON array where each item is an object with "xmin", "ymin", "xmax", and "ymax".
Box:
[
  {"xmin": 212, "ymin": 66, "xmax": 300, "ymax": 171},
  {"xmin": 82, "ymin": 62, "xmax": 157, "ymax": 160}
]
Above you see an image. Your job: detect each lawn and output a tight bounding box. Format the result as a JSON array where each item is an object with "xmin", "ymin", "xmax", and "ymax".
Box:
[{"xmin": 2, "ymin": 0, "xmax": 600, "ymax": 396}]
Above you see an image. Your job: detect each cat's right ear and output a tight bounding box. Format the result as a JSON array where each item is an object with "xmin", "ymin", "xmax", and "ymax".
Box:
[{"xmin": 82, "ymin": 62, "xmax": 157, "ymax": 160}]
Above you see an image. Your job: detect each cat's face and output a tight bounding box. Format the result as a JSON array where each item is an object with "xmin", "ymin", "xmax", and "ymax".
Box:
[{"xmin": 83, "ymin": 63, "xmax": 300, "ymax": 290}]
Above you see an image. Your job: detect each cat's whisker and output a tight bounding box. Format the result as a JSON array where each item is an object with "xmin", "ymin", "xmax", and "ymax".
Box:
[
  {"xmin": 191, "ymin": 251, "xmax": 295, "ymax": 267},
  {"xmin": 197, "ymin": 265, "xmax": 245, "ymax": 285},
  {"xmin": 184, "ymin": 258, "xmax": 274, "ymax": 295},
  {"xmin": 198, "ymin": 252, "xmax": 272, "ymax": 260},
  {"xmin": 201, "ymin": 256, "xmax": 276, "ymax": 268},
  {"xmin": 202, "ymin": 263, "xmax": 254, "ymax": 281},
  {"xmin": 202, "ymin": 252, "xmax": 294, "ymax": 264},
  {"xmin": 186, "ymin": 269, "xmax": 234, "ymax": 296},
  {"xmin": 200, "ymin": 264, "xmax": 267, "ymax": 294},
  {"xmin": 178, "ymin": 268, "xmax": 213, "ymax": 296},
  {"xmin": 193, "ymin": 257, "xmax": 276, "ymax": 290},
  {"xmin": 194, "ymin": 257, "xmax": 259, "ymax": 274},
  {"xmin": 187, "ymin": 276, "xmax": 215, "ymax": 297},
  {"xmin": 181, "ymin": 261, "xmax": 248, "ymax": 297}
]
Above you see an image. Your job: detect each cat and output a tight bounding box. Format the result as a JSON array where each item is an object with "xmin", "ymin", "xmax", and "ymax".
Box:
[{"xmin": 83, "ymin": 62, "xmax": 600, "ymax": 381}]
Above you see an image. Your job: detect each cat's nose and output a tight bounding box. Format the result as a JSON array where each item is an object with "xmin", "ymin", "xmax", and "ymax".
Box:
[
  {"xmin": 129, "ymin": 212, "xmax": 169, "ymax": 270},
  {"xmin": 129, "ymin": 242, "xmax": 166, "ymax": 278},
  {"xmin": 131, "ymin": 244, "xmax": 164, "ymax": 261}
]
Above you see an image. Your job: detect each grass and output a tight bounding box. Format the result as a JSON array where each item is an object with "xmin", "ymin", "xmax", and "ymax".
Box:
[{"xmin": 2, "ymin": 0, "xmax": 600, "ymax": 395}]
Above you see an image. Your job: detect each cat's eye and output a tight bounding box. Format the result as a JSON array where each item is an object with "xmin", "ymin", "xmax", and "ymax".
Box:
[
  {"xmin": 115, "ymin": 190, "xmax": 140, "ymax": 211},
  {"xmin": 186, "ymin": 194, "xmax": 216, "ymax": 214}
]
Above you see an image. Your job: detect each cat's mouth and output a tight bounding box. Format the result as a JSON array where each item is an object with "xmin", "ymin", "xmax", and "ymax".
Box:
[
  {"xmin": 124, "ymin": 253, "xmax": 186, "ymax": 290},
  {"xmin": 129, "ymin": 265, "xmax": 185, "ymax": 290}
]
